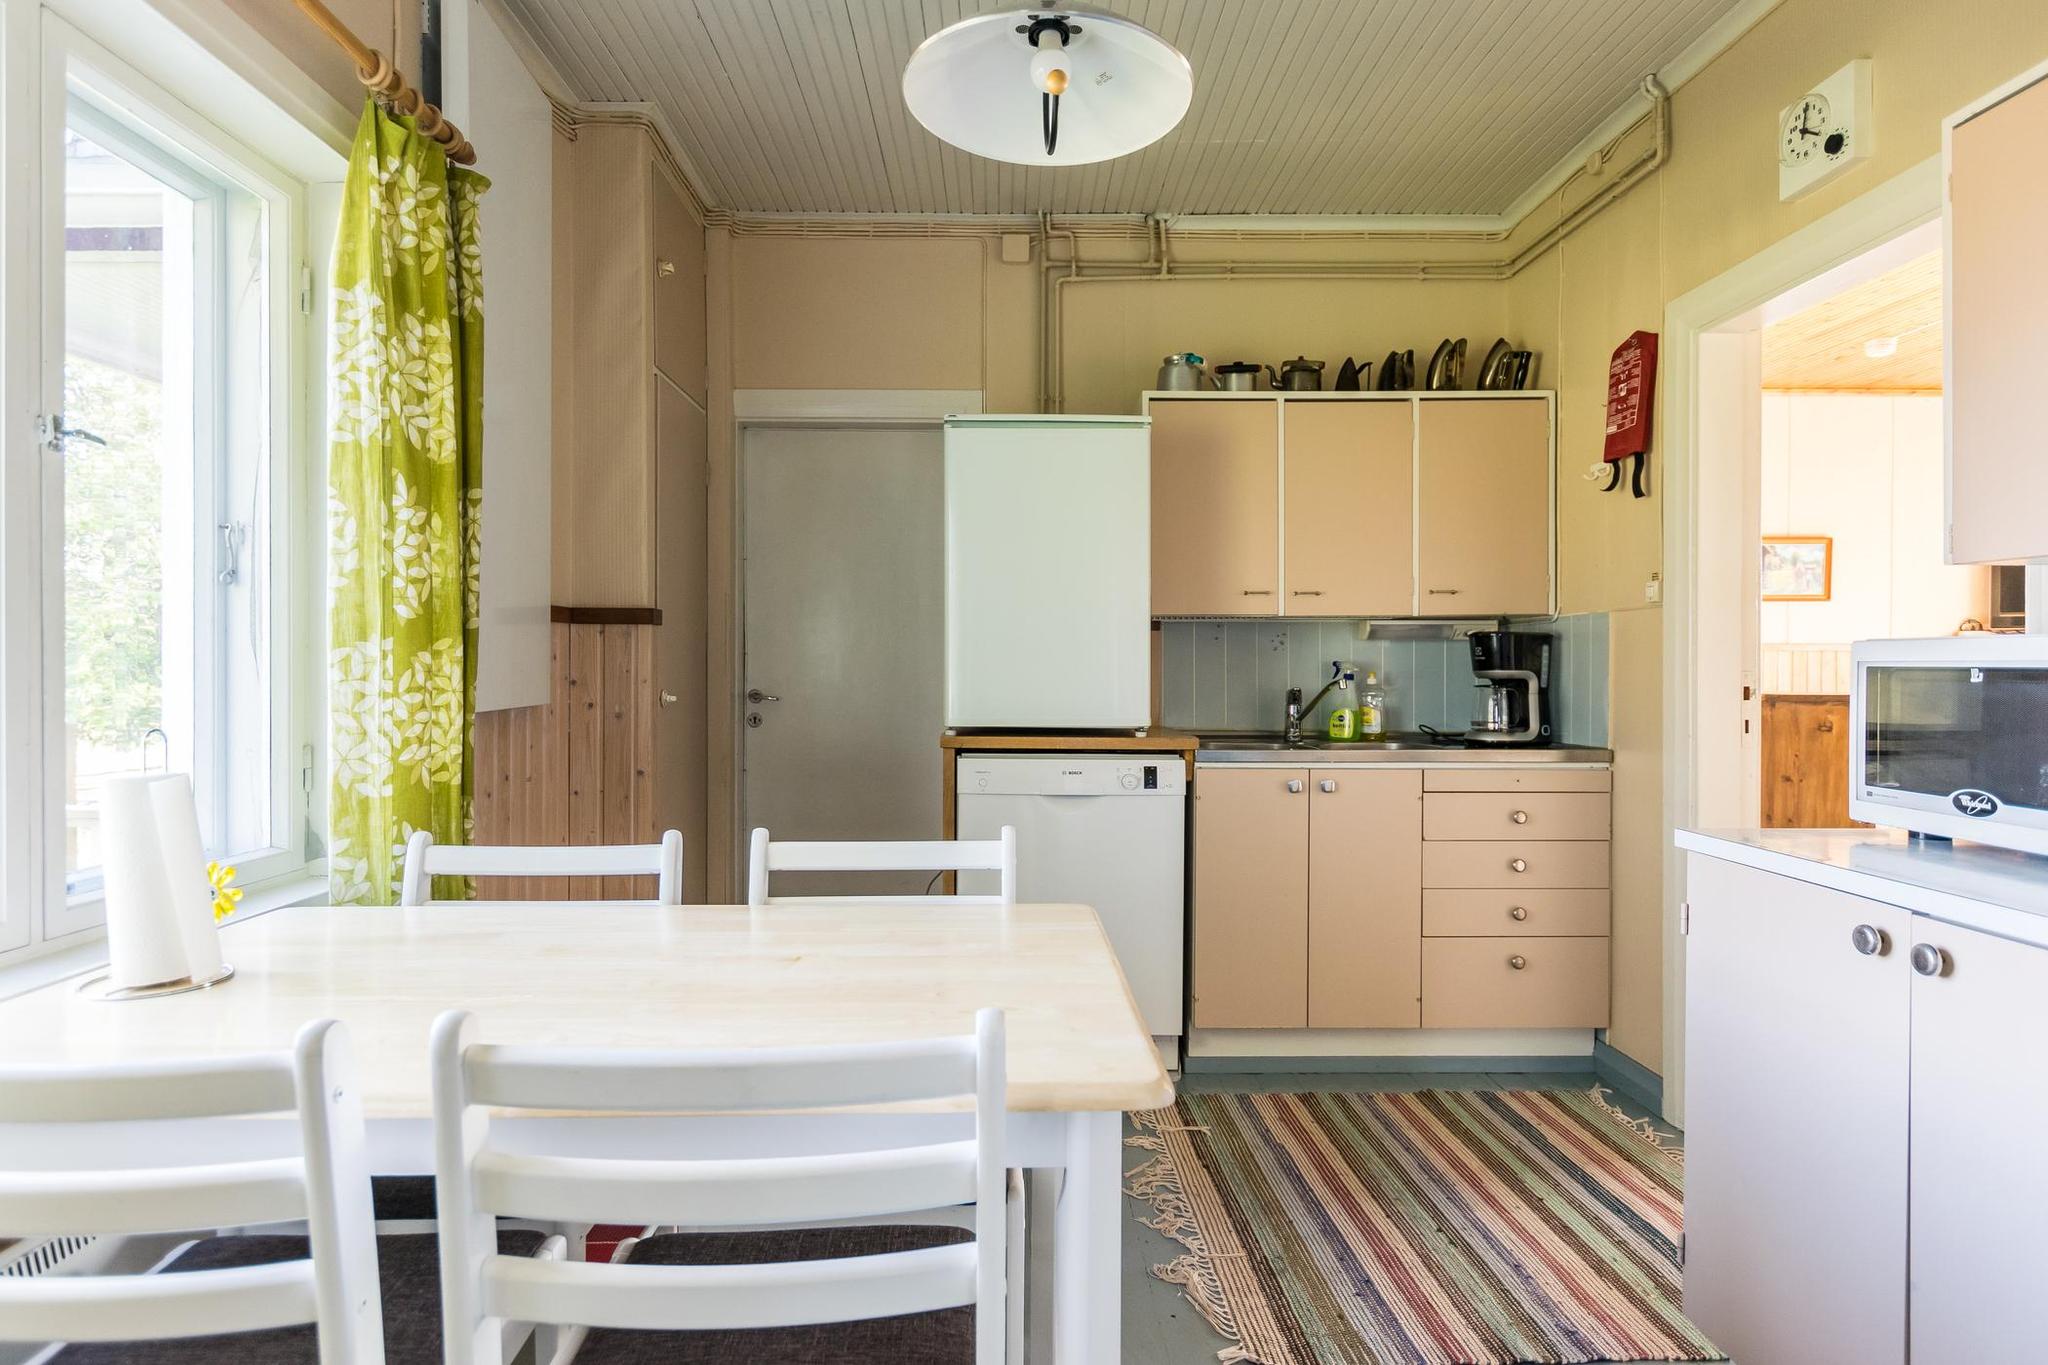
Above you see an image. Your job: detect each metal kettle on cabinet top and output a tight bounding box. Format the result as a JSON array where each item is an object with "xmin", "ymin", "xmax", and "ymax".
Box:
[
  {"xmin": 1157, "ymin": 353, "xmax": 1218, "ymax": 391},
  {"xmin": 1267, "ymin": 356, "xmax": 1324, "ymax": 391}
]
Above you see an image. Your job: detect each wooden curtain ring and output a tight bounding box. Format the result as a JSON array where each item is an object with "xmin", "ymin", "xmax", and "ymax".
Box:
[
  {"xmin": 393, "ymin": 84, "xmax": 423, "ymax": 116},
  {"xmin": 356, "ymin": 49, "xmax": 392, "ymax": 92},
  {"xmin": 414, "ymin": 103, "xmax": 444, "ymax": 137}
]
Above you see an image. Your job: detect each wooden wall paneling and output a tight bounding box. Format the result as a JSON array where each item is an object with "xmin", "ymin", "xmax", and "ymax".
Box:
[
  {"xmin": 1760, "ymin": 693, "xmax": 1860, "ymax": 829},
  {"xmin": 538, "ymin": 623, "xmax": 572, "ymax": 899},
  {"xmin": 567, "ymin": 623, "xmax": 607, "ymax": 898}
]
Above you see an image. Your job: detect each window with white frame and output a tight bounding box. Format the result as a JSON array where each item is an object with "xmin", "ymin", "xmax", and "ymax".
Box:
[{"xmin": 2, "ymin": 7, "xmax": 328, "ymax": 960}]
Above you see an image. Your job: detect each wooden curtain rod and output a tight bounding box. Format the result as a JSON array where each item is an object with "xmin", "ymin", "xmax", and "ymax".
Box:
[{"xmin": 293, "ymin": 0, "xmax": 476, "ymax": 164}]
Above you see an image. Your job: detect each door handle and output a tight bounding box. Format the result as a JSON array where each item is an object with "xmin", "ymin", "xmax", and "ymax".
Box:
[
  {"xmin": 1850, "ymin": 924, "xmax": 1889, "ymax": 957},
  {"xmin": 1286, "ymin": 779, "xmax": 1304, "ymax": 794},
  {"xmin": 1508, "ymin": 954, "xmax": 1527, "ymax": 971},
  {"xmin": 746, "ymin": 688, "xmax": 780, "ymax": 704},
  {"xmin": 1318, "ymin": 779, "xmax": 1336, "ymax": 793},
  {"xmin": 660, "ymin": 690, "xmax": 678, "ymax": 707},
  {"xmin": 1241, "ymin": 589, "xmax": 1272, "ymax": 597},
  {"xmin": 1509, "ymin": 857, "xmax": 1528, "ymax": 873},
  {"xmin": 1426, "ymin": 587, "xmax": 1461, "ymax": 596},
  {"xmin": 1911, "ymin": 943, "xmax": 1950, "ymax": 978},
  {"xmin": 1510, "ymin": 809, "xmax": 1529, "ymax": 824},
  {"xmin": 1291, "ymin": 590, "xmax": 1325, "ymax": 597},
  {"xmin": 1508, "ymin": 905, "xmax": 1528, "ymax": 922}
]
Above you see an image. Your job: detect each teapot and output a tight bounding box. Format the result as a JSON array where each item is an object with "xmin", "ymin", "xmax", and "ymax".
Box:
[
  {"xmin": 1156, "ymin": 353, "xmax": 1218, "ymax": 391},
  {"xmin": 1265, "ymin": 356, "xmax": 1325, "ymax": 391}
]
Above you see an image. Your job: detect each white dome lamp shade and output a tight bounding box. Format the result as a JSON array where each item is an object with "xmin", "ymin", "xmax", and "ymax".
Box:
[{"xmin": 902, "ymin": 11, "xmax": 1192, "ymax": 166}]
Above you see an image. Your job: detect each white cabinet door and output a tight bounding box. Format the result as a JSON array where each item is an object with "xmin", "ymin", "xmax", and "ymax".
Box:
[
  {"xmin": 1683, "ymin": 856, "xmax": 1909, "ymax": 1365},
  {"xmin": 1907, "ymin": 919, "xmax": 2048, "ymax": 1364}
]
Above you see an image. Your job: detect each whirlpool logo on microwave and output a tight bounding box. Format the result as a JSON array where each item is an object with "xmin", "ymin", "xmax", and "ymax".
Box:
[{"xmin": 1950, "ymin": 789, "xmax": 2001, "ymax": 818}]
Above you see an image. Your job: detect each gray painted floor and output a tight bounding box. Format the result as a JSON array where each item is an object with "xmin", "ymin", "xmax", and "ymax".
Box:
[{"xmin": 1119, "ymin": 1070, "xmax": 1691, "ymax": 1365}]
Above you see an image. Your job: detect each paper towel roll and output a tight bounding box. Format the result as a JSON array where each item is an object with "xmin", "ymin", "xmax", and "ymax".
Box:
[
  {"xmin": 148, "ymin": 774, "xmax": 225, "ymax": 983},
  {"xmin": 100, "ymin": 775, "xmax": 190, "ymax": 991}
]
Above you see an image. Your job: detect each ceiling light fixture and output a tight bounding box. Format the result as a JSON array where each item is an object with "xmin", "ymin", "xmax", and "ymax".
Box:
[{"xmin": 902, "ymin": 10, "xmax": 1193, "ymax": 166}]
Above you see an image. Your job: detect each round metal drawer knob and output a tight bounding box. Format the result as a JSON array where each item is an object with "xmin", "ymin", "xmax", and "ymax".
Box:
[
  {"xmin": 1850, "ymin": 924, "xmax": 1889, "ymax": 957},
  {"xmin": 1508, "ymin": 955, "xmax": 1528, "ymax": 971},
  {"xmin": 1508, "ymin": 906, "xmax": 1529, "ymax": 922},
  {"xmin": 1911, "ymin": 943, "xmax": 1950, "ymax": 978},
  {"xmin": 1511, "ymin": 810, "xmax": 1529, "ymax": 824},
  {"xmin": 1509, "ymin": 858, "xmax": 1528, "ymax": 873}
]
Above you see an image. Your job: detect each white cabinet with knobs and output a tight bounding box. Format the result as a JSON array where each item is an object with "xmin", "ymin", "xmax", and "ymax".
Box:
[{"xmin": 1681, "ymin": 835, "xmax": 2048, "ymax": 1365}]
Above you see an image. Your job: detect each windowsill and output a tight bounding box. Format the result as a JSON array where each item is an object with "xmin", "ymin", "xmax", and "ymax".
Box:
[{"xmin": 0, "ymin": 869, "xmax": 327, "ymax": 1002}]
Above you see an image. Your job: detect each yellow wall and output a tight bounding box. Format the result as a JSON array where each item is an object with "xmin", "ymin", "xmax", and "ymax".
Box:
[{"xmin": 1499, "ymin": 0, "xmax": 2048, "ymax": 1072}]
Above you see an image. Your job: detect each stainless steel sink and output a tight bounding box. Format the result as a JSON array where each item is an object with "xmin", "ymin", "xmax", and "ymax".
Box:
[
  {"xmin": 1194, "ymin": 731, "xmax": 1614, "ymax": 763},
  {"xmin": 1197, "ymin": 732, "xmax": 1461, "ymax": 752}
]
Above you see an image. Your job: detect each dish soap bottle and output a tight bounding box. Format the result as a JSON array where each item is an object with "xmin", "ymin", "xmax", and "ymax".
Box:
[
  {"xmin": 1359, "ymin": 672, "xmax": 1388, "ymax": 740},
  {"xmin": 1327, "ymin": 666, "xmax": 1359, "ymax": 741}
]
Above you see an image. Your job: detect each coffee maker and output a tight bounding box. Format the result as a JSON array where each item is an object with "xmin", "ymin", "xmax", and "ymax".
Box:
[{"xmin": 1465, "ymin": 631, "xmax": 1553, "ymax": 746}]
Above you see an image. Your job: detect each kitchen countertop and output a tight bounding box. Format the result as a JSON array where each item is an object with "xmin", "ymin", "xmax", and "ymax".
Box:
[
  {"xmin": 1677, "ymin": 827, "xmax": 2048, "ymax": 950},
  {"xmin": 1194, "ymin": 732, "xmax": 1612, "ymax": 764}
]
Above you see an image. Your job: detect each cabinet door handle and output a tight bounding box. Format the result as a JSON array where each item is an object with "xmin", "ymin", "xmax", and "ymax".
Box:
[
  {"xmin": 1319, "ymin": 779, "xmax": 1336, "ymax": 793},
  {"xmin": 1291, "ymin": 589, "xmax": 1324, "ymax": 597},
  {"xmin": 1850, "ymin": 924, "xmax": 1889, "ymax": 957},
  {"xmin": 1510, "ymin": 809, "xmax": 1529, "ymax": 824},
  {"xmin": 656, "ymin": 258, "xmax": 677, "ymax": 277},
  {"xmin": 1241, "ymin": 589, "xmax": 1273, "ymax": 596},
  {"xmin": 1427, "ymin": 587, "xmax": 1462, "ymax": 595},
  {"xmin": 1508, "ymin": 954, "xmax": 1527, "ymax": 971},
  {"xmin": 1508, "ymin": 905, "xmax": 1528, "ymax": 922},
  {"xmin": 1911, "ymin": 943, "xmax": 1950, "ymax": 978},
  {"xmin": 1509, "ymin": 857, "xmax": 1528, "ymax": 873},
  {"xmin": 1286, "ymin": 779, "xmax": 1304, "ymax": 794}
]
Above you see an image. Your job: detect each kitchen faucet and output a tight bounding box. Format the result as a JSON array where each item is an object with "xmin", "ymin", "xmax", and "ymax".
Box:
[{"xmin": 1284, "ymin": 668, "xmax": 1348, "ymax": 745}]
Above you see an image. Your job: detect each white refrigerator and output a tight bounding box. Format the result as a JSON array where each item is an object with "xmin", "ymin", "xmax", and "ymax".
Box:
[{"xmin": 944, "ymin": 415, "xmax": 1151, "ymax": 729}]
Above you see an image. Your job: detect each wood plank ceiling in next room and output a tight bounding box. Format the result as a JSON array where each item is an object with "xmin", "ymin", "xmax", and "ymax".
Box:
[{"xmin": 497, "ymin": 0, "xmax": 1758, "ymax": 216}]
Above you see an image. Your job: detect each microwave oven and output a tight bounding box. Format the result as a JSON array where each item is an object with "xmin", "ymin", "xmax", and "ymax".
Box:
[{"xmin": 1850, "ymin": 637, "xmax": 2048, "ymax": 854}]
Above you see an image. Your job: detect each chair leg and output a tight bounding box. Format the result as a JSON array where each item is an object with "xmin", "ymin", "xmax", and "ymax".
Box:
[{"xmin": 1005, "ymin": 1168, "xmax": 1026, "ymax": 1365}]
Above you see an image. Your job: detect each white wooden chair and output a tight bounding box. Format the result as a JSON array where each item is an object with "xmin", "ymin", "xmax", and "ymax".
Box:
[
  {"xmin": 746, "ymin": 827, "xmax": 1017, "ymax": 906},
  {"xmin": 0, "ymin": 1020, "xmax": 386, "ymax": 1362},
  {"xmin": 430, "ymin": 1007, "xmax": 1008, "ymax": 1365},
  {"xmin": 400, "ymin": 830, "xmax": 685, "ymax": 906}
]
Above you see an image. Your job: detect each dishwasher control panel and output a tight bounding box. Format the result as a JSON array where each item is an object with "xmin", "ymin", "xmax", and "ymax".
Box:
[{"xmin": 956, "ymin": 753, "xmax": 1187, "ymax": 797}]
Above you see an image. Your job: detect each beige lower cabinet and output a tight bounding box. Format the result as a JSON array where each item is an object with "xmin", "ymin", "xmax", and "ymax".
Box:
[
  {"xmin": 1419, "ymin": 771, "xmax": 1610, "ymax": 1028},
  {"xmin": 1192, "ymin": 767, "xmax": 1420, "ymax": 1028},
  {"xmin": 1191, "ymin": 768, "xmax": 1309, "ymax": 1027},
  {"xmin": 1308, "ymin": 770, "xmax": 1421, "ymax": 1028},
  {"xmin": 1194, "ymin": 766, "xmax": 1609, "ymax": 1032}
]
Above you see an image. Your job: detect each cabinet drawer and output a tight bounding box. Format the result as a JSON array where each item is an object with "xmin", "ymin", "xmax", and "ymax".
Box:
[
  {"xmin": 1424, "ymin": 769, "xmax": 1611, "ymax": 793},
  {"xmin": 1422, "ymin": 840, "xmax": 1609, "ymax": 889},
  {"xmin": 1423, "ymin": 937, "xmax": 1609, "ymax": 1028},
  {"xmin": 1424, "ymin": 792, "xmax": 1610, "ymax": 841},
  {"xmin": 1424, "ymin": 889, "xmax": 1610, "ymax": 937}
]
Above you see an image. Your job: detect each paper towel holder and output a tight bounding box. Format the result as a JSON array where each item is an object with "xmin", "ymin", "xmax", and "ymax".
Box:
[{"xmin": 75, "ymin": 961, "xmax": 236, "ymax": 1002}]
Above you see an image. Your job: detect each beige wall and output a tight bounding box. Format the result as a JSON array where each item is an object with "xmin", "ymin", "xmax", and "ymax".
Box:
[
  {"xmin": 220, "ymin": 0, "xmax": 420, "ymax": 113},
  {"xmin": 1501, "ymin": 0, "xmax": 2048, "ymax": 1073}
]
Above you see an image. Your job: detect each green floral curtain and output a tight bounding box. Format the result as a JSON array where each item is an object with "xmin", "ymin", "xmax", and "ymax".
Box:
[{"xmin": 327, "ymin": 99, "xmax": 487, "ymax": 904}]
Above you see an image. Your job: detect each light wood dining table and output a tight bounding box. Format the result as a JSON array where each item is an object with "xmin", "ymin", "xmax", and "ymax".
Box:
[{"xmin": 0, "ymin": 900, "xmax": 1173, "ymax": 1362}]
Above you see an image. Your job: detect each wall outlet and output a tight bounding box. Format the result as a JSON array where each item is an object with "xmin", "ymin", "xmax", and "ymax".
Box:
[{"xmin": 1644, "ymin": 573, "xmax": 1663, "ymax": 604}]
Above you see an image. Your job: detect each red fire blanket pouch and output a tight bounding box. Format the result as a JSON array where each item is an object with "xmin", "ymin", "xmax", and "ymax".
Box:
[{"xmin": 1603, "ymin": 329, "xmax": 1657, "ymax": 498}]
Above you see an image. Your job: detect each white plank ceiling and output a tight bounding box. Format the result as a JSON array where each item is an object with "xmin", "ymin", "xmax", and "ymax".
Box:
[{"xmin": 500, "ymin": 0, "xmax": 1752, "ymax": 216}]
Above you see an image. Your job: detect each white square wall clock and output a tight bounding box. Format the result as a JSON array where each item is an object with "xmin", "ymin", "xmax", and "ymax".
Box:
[{"xmin": 1780, "ymin": 58, "xmax": 1873, "ymax": 201}]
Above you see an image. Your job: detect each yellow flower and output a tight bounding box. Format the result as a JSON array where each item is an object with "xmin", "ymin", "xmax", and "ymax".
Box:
[{"xmin": 207, "ymin": 861, "xmax": 244, "ymax": 924}]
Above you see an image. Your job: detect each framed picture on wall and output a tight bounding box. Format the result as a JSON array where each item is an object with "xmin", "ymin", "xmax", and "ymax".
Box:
[{"xmin": 1761, "ymin": 535, "xmax": 1833, "ymax": 601}]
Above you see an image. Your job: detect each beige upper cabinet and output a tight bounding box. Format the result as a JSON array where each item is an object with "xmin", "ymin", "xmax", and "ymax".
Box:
[
  {"xmin": 1150, "ymin": 399, "xmax": 1279, "ymax": 615},
  {"xmin": 1283, "ymin": 402, "xmax": 1414, "ymax": 616},
  {"xmin": 651, "ymin": 169, "xmax": 706, "ymax": 403},
  {"xmin": 1416, "ymin": 397, "xmax": 1551, "ymax": 615},
  {"xmin": 1947, "ymin": 71, "xmax": 2048, "ymax": 564}
]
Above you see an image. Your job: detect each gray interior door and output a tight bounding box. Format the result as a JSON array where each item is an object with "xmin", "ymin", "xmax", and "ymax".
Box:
[{"xmin": 741, "ymin": 425, "xmax": 944, "ymax": 898}]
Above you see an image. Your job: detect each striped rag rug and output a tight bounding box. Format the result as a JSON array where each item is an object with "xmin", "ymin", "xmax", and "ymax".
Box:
[{"xmin": 1125, "ymin": 1089, "xmax": 1724, "ymax": 1365}]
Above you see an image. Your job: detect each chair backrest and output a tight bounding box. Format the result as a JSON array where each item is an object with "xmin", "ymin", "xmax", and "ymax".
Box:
[
  {"xmin": 0, "ymin": 1020, "xmax": 382, "ymax": 1363},
  {"xmin": 401, "ymin": 830, "xmax": 685, "ymax": 906},
  {"xmin": 745, "ymin": 827, "xmax": 1017, "ymax": 906},
  {"xmin": 430, "ymin": 1007, "xmax": 1005, "ymax": 1365}
]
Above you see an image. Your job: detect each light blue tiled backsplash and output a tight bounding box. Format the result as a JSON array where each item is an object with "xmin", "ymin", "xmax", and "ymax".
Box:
[{"xmin": 1158, "ymin": 613, "xmax": 1609, "ymax": 745}]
